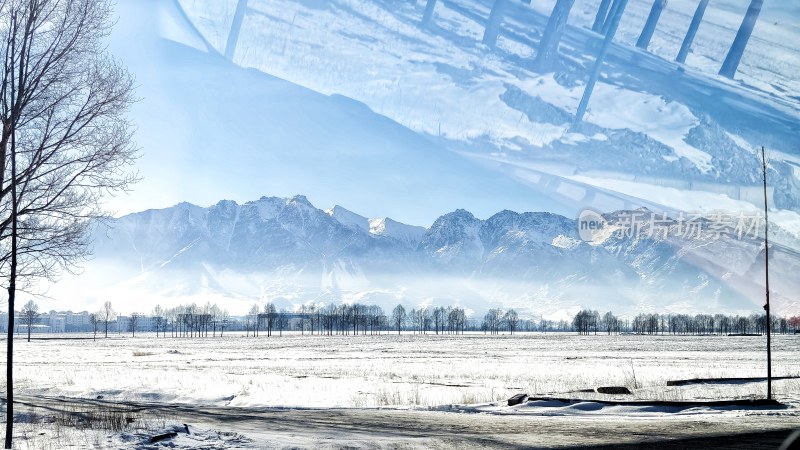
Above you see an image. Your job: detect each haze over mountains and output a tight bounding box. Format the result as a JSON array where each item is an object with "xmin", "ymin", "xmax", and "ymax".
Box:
[{"xmin": 61, "ymin": 195, "xmax": 793, "ymax": 319}]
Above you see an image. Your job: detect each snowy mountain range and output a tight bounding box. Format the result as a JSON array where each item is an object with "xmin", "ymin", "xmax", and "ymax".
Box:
[{"xmin": 75, "ymin": 195, "xmax": 797, "ymax": 318}]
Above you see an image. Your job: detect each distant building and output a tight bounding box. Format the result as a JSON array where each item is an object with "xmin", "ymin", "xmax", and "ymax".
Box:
[
  {"xmin": 117, "ymin": 314, "xmax": 163, "ymax": 333},
  {"xmin": 0, "ymin": 310, "xmax": 52, "ymax": 334},
  {"xmin": 43, "ymin": 310, "xmax": 93, "ymax": 332}
]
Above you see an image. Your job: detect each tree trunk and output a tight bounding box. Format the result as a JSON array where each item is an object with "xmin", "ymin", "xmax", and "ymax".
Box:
[
  {"xmin": 421, "ymin": 0, "xmax": 438, "ymax": 27},
  {"xmin": 482, "ymin": 0, "xmax": 509, "ymax": 48},
  {"xmin": 636, "ymin": 0, "xmax": 667, "ymax": 50},
  {"xmin": 719, "ymin": 0, "xmax": 763, "ymax": 79},
  {"xmin": 5, "ymin": 51, "xmax": 19, "ymax": 445},
  {"xmin": 601, "ymin": 0, "xmax": 624, "ymax": 36},
  {"xmin": 592, "ymin": 0, "xmax": 613, "ymax": 32},
  {"xmin": 224, "ymin": 0, "xmax": 249, "ymax": 60},
  {"xmin": 534, "ymin": 0, "xmax": 575, "ymax": 71},
  {"xmin": 676, "ymin": 0, "xmax": 709, "ymax": 63},
  {"xmin": 575, "ymin": 0, "xmax": 629, "ymax": 123}
]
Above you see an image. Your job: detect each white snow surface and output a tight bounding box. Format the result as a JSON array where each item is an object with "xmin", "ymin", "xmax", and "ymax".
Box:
[{"xmin": 5, "ymin": 333, "xmax": 798, "ymax": 450}]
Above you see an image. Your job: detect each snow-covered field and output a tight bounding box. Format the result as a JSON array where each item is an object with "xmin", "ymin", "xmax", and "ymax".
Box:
[
  {"xmin": 3, "ymin": 333, "xmax": 799, "ymax": 448},
  {"xmin": 10, "ymin": 333, "xmax": 800, "ymax": 407}
]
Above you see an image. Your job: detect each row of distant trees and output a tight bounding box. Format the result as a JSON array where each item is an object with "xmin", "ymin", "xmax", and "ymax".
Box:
[
  {"xmin": 24, "ymin": 301, "xmax": 235, "ymax": 340},
  {"xmin": 242, "ymin": 303, "xmax": 471, "ymax": 337},
  {"xmin": 573, "ymin": 309, "xmax": 800, "ymax": 336},
  {"xmin": 482, "ymin": 308, "xmax": 519, "ymax": 335},
  {"xmin": 16, "ymin": 300, "xmax": 800, "ymax": 339},
  {"xmin": 177, "ymin": 303, "xmax": 523, "ymax": 336}
]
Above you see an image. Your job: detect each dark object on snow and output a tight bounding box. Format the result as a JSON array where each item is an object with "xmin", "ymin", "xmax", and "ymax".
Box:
[
  {"xmin": 779, "ymin": 429, "xmax": 800, "ymax": 450},
  {"xmin": 150, "ymin": 432, "xmax": 178, "ymax": 443},
  {"xmin": 184, "ymin": 424, "xmax": 191, "ymax": 434},
  {"xmin": 526, "ymin": 396, "xmax": 782, "ymax": 408},
  {"xmin": 507, "ymin": 393, "xmax": 528, "ymax": 406},
  {"xmin": 596, "ymin": 386, "xmax": 632, "ymax": 395},
  {"xmin": 728, "ymin": 333, "xmax": 762, "ymax": 336},
  {"xmin": 668, "ymin": 375, "xmax": 800, "ymax": 387},
  {"xmin": 96, "ymin": 395, "xmax": 104, "ymax": 399}
]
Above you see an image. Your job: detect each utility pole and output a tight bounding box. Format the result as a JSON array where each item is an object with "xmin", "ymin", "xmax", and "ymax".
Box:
[{"xmin": 761, "ymin": 146, "xmax": 772, "ymax": 400}]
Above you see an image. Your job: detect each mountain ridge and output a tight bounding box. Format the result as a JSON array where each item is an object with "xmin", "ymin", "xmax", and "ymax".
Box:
[{"xmin": 78, "ymin": 195, "xmax": 799, "ymax": 318}]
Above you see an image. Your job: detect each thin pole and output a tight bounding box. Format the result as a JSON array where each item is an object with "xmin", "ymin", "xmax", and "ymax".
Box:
[
  {"xmin": 761, "ymin": 145, "xmax": 771, "ymax": 400},
  {"xmin": 576, "ymin": 0, "xmax": 628, "ymax": 123}
]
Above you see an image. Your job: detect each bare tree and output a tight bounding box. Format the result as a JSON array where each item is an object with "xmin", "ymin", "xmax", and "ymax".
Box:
[
  {"xmin": 89, "ymin": 312, "xmax": 97, "ymax": 341},
  {"xmin": 602, "ymin": 311, "xmax": 619, "ymax": 334},
  {"xmin": 503, "ymin": 309, "xmax": 519, "ymax": 335},
  {"xmin": 152, "ymin": 305, "xmax": 163, "ymax": 338},
  {"xmin": 248, "ymin": 303, "xmax": 259, "ymax": 337},
  {"xmin": 100, "ymin": 301, "xmax": 115, "ymax": 338},
  {"xmin": 432, "ymin": 306, "xmax": 443, "ymax": 334},
  {"xmin": 278, "ymin": 309, "xmax": 287, "ymax": 337},
  {"xmin": 128, "ymin": 313, "xmax": 139, "ymax": 337},
  {"xmin": 20, "ymin": 299, "xmax": 38, "ymax": 342},
  {"xmin": 219, "ymin": 309, "xmax": 229, "ymax": 337},
  {"xmin": 391, "ymin": 304, "xmax": 406, "ymax": 335},
  {"xmin": 264, "ymin": 302, "xmax": 276, "ymax": 337},
  {"xmin": 483, "ymin": 308, "xmax": 503, "ymax": 334},
  {"xmin": 209, "ymin": 303, "xmax": 220, "ymax": 337},
  {"xmin": 1, "ymin": 1, "xmax": 137, "ymax": 445}
]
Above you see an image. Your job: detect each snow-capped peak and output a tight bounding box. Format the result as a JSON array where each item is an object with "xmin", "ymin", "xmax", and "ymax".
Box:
[
  {"xmin": 368, "ymin": 217, "xmax": 426, "ymax": 247},
  {"xmin": 326, "ymin": 205, "xmax": 369, "ymax": 232}
]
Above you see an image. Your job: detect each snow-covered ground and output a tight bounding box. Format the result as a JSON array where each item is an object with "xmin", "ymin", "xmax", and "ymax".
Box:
[
  {"xmin": 4, "ymin": 333, "xmax": 799, "ymax": 448},
  {"xmin": 11, "ymin": 333, "xmax": 800, "ymax": 408}
]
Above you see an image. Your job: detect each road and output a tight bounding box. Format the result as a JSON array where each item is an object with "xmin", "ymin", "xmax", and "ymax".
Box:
[{"xmin": 6, "ymin": 395, "xmax": 799, "ymax": 449}]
